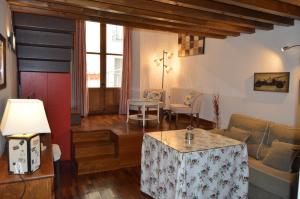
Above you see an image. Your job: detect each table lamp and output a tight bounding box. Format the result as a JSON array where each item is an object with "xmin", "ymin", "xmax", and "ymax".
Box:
[{"xmin": 0, "ymin": 99, "xmax": 51, "ymax": 174}]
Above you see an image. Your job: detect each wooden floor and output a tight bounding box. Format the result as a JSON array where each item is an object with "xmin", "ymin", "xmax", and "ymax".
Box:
[
  {"xmin": 56, "ymin": 163, "xmax": 151, "ymax": 199},
  {"xmin": 71, "ymin": 113, "xmax": 215, "ymax": 133},
  {"xmin": 56, "ymin": 114, "xmax": 214, "ymax": 199}
]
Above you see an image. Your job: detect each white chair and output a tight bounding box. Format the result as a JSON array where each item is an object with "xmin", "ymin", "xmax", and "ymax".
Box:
[
  {"xmin": 168, "ymin": 88, "xmax": 202, "ymax": 127},
  {"xmin": 143, "ymin": 89, "xmax": 166, "ymax": 108},
  {"xmin": 143, "ymin": 89, "xmax": 166, "ymax": 120}
]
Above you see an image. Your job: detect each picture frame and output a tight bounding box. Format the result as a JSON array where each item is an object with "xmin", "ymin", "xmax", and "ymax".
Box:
[
  {"xmin": 0, "ymin": 34, "xmax": 6, "ymax": 90},
  {"xmin": 178, "ymin": 34, "xmax": 205, "ymax": 57},
  {"xmin": 254, "ymin": 72, "xmax": 290, "ymax": 93}
]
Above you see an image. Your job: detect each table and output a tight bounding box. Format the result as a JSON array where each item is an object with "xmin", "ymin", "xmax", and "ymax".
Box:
[
  {"xmin": 141, "ymin": 129, "xmax": 249, "ymax": 199},
  {"xmin": 0, "ymin": 134, "xmax": 54, "ymax": 199},
  {"xmin": 127, "ymin": 98, "xmax": 161, "ymax": 127}
]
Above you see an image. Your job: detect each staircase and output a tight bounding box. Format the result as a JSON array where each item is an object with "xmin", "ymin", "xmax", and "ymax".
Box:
[{"xmin": 72, "ymin": 130, "xmax": 119, "ymax": 175}]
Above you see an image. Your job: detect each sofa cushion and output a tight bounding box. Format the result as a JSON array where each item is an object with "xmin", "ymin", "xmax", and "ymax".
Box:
[
  {"xmin": 268, "ymin": 123, "xmax": 300, "ymax": 146},
  {"xmin": 262, "ymin": 140, "xmax": 300, "ymax": 172},
  {"xmin": 249, "ymin": 157, "xmax": 298, "ymax": 199},
  {"xmin": 225, "ymin": 127, "xmax": 250, "ymax": 142},
  {"xmin": 228, "ymin": 114, "xmax": 268, "ymax": 133},
  {"xmin": 209, "ymin": 128, "xmax": 225, "ymax": 136},
  {"xmin": 247, "ymin": 144, "xmax": 261, "ymax": 160},
  {"xmin": 146, "ymin": 91, "xmax": 162, "ymax": 101},
  {"xmin": 169, "ymin": 104, "xmax": 192, "ymax": 114},
  {"xmin": 183, "ymin": 94, "xmax": 194, "ymax": 106}
]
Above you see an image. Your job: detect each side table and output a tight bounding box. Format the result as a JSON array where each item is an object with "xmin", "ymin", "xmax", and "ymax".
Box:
[{"xmin": 127, "ymin": 99, "xmax": 161, "ymax": 127}]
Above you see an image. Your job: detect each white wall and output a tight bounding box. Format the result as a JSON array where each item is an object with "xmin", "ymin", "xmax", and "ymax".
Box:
[
  {"xmin": 132, "ymin": 22, "xmax": 300, "ymax": 128},
  {"xmin": 0, "ymin": 0, "xmax": 18, "ymax": 155}
]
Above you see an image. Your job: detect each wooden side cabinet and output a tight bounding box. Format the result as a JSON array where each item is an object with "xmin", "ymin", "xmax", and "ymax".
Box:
[{"xmin": 0, "ymin": 135, "xmax": 54, "ymax": 199}]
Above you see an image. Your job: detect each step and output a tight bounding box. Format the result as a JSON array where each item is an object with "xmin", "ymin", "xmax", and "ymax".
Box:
[
  {"xmin": 72, "ymin": 130, "xmax": 112, "ymax": 143},
  {"xmin": 76, "ymin": 154, "xmax": 120, "ymax": 175},
  {"xmin": 74, "ymin": 141, "xmax": 116, "ymax": 159}
]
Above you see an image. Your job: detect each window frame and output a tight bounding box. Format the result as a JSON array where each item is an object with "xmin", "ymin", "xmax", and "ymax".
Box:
[{"xmin": 86, "ymin": 22, "xmax": 123, "ymax": 88}]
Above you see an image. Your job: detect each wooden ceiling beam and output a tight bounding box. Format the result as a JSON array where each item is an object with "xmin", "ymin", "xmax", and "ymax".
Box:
[
  {"xmin": 8, "ymin": 1, "xmax": 237, "ymax": 37},
  {"xmin": 214, "ymin": 0, "xmax": 300, "ymax": 20},
  {"xmin": 277, "ymin": 0, "xmax": 300, "ymax": 7},
  {"xmin": 154, "ymin": 0, "xmax": 293, "ymax": 26},
  {"xmin": 8, "ymin": 0, "xmax": 257, "ymax": 34},
  {"xmin": 38, "ymin": 0, "xmax": 274, "ymax": 30},
  {"xmin": 9, "ymin": 4, "xmax": 227, "ymax": 39}
]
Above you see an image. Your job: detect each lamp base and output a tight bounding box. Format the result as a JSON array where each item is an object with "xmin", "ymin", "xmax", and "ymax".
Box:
[{"xmin": 7, "ymin": 133, "xmax": 41, "ymax": 174}]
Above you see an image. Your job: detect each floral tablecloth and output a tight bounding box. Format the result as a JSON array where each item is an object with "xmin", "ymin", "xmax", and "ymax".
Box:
[{"xmin": 141, "ymin": 129, "xmax": 249, "ymax": 199}]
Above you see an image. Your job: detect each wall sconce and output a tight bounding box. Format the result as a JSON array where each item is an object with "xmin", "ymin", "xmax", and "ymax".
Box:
[
  {"xmin": 8, "ymin": 31, "xmax": 16, "ymax": 52},
  {"xmin": 281, "ymin": 45, "xmax": 300, "ymax": 52},
  {"xmin": 153, "ymin": 50, "xmax": 173, "ymax": 89}
]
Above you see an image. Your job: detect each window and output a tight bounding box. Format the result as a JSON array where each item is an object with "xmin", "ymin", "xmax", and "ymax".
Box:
[{"xmin": 85, "ymin": 22, "xmax": 123, "ymax": 88}]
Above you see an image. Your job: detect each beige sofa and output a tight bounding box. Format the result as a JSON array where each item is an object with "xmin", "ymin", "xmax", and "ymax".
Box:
[{"xmin": 211, "ymin": 114, "xmax": 299, "ymax": 199}]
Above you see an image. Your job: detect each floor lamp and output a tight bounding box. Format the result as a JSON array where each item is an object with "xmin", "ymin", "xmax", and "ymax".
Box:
[{"xmin": 154, "ymin": 50, "xmax": 173, "ymax": 89}]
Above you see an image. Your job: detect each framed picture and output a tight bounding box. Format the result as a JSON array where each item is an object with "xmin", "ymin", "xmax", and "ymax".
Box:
[
  {"xmin": 254, "ymin": 72, "xmax": 290, "ymax": 93},
  {"xmin": 178, "ymin": 34, "xmax": 205, "ymax": 57},
  {"xmin": 0, "ymin": 34, "xmax": 6, "ymax": 90}
]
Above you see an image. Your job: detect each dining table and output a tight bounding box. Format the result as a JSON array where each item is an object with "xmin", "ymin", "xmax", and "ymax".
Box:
[{"xmin": 140, "ymin": 128, "xmax": 249, "ymax": 199}]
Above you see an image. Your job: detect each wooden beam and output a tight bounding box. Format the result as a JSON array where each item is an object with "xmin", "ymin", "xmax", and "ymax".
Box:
[
  {"xmin": 8, "ymin": 1, "xmax": 234, "ymax": 37},
  {"xmin": 9, "ymin": 5, "xmax": 227, "ymax": 39},
  {"xmin": 155, "ymin": 0, "xmax": 293, "ymax": 25},
  {"xmin": 214, "ymin": 0, "xmax": 300, "ymax": 20},
  {"xmin": 38, "ymin": 0, "xmax": 274, "ymax": 29},
  {"xmin": 8, "ymin": 0, "xmax": 257, "ymax": 34},
  {"xmin": 8, "ymin": 0, "xmax": 241, "ymax": 36},
  {"xmin": 277, "ymin": 0, "xmax": 300, "ymax": 7}
]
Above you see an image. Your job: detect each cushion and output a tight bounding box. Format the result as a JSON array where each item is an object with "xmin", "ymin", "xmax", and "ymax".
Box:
[
  {"xmin": 228, "ymin": 114, "xmax": 268, "ymax": 133},
  {"xmin": 262, "ymin": 140, "xmax": 300, "ymax": 172},
  {"xmin": 146, "ymin": 91, "xmax": 161, "ymax": 101},
  {"xmin": 259, "ymin": 145, "xmax": 271, "ymax": 160},
  {"xmin": 268, "ymin": 123, "xmax": 300, "ymax": 146},
  {"xmin": 169, "ymin": 104, "xmax": 192, "ymax": 114},
  {"xmin": 225, "ymin": 127, "xmax": 250, "ymax": 142},
  {"xmin": 249, "ymin": 157, "xmax": 298, "ymax": 199},
  {"xmin": 247, "ymin": 144, "xmax": 262, "ymax": 160},
  {"xmin": 183, "ymin": 94, "xmax": 194, "ymax": 106},
  {"xmin": 247, "ymin": 130, "xmax": 268, "ymax": 159},
  {"xmin": 247, "ymin": 130, "xmax": 266, "ymax": 145},
  {"xmin": 209, "ymin": 128, "xmax": 225, "ymax": 136}
]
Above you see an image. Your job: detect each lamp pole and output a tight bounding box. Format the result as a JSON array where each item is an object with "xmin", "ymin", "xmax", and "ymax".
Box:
[{"xmin": 162, "ymin": 50, "xmax": 167, "ymax": 89}]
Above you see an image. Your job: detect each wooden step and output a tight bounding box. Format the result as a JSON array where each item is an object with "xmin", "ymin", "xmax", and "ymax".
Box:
[
  {"xmin": 74, "ymin": 141, "xmax": 115, "ymax": 159},
  {"xmin": 76, "ymin": 154, "xmax": 120, "ymax": 175},
  {"xmin": 72, "ymin": 130, "xmax": 112, "ymax": 143}
]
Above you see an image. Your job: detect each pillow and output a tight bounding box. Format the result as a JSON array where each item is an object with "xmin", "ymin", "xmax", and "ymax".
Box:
[
  {"xmin": 183, "ymin": 95, "xmax": 194, "ymax": 106},
  {"xmin": 268, "ymin": 123, "xmax": 300, "ymax": 145},
  {"xmin": 146, "ymin": 91, "xmax": 161, "ymax": 101},
  {"xmin": 225, "ymin": 127, "xmax": 251, "ymax": 142},
  {"xmin": 247, "ymin": 144, "xmax": 261, "ymax": 159},
  {"xmin": 262, "ymin": 140, "xmax": 300, "ymax": 172},
  {"xmin": 246, "ymin": 130, "xmax": 266, "ymax": 145}
]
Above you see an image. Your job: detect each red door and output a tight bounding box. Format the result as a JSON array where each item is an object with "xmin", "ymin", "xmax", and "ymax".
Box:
[{"xmin": 20, "ymin": 72, "xmax": 71, "ymax": 161}]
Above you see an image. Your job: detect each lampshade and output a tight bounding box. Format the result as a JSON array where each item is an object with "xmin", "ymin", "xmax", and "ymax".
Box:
[{"xmin": 0, "ymin": 99, "xmax": 51, "ymax": 136}]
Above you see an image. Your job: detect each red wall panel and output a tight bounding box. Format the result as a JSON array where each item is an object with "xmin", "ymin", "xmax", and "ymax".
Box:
[
  {"xmin": 20, "ymin": 72, "xmax": 71, "ymax": 161},
  {"xmin": 20, "ymin": 72, "xmax": 48, "ymax": 108},
  {"xmin": 47, "ymin": 73, "xmax": 71, "ymax": 161}
]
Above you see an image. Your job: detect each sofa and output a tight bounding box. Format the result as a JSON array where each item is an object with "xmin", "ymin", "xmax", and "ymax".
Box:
[{"xmin": 211, "ymin": 114, "xmax": 299, "ymax": 199}]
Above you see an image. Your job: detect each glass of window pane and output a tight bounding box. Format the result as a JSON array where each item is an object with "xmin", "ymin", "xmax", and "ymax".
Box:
[
  {"xmin": 86, "ymin": 54, "xmax": 100, "ymax": 88},
  {"xmin": 86, "ymin": 21, "xmax": 100, "ymax": 53},
  {"xmin": 106, "ymin": 55, "xmax": 123, "ymax": 88},
  {"xmin": 106, "ymin": 24, "xmax": 123, "ymax": 54}
]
